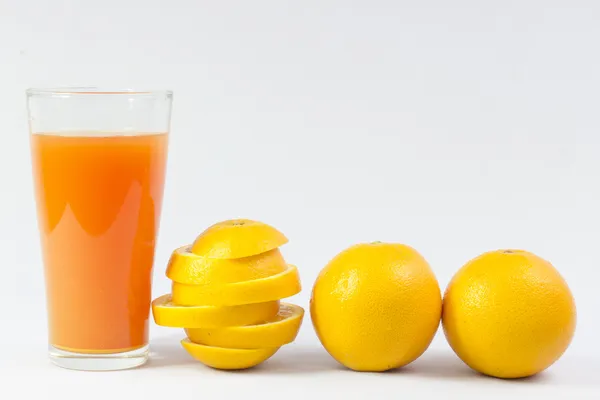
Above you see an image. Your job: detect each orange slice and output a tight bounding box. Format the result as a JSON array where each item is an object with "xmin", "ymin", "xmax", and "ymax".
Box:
[
  {"xmin": 151, "ymin": 294, "xmax": 279, "ymax": 328},
  {"xmin": 190, "ymin": 219, "xmax": 288, "ymax": 259},
  {"xmin": 166, "ymin": 246, "xmax": 287, "ymax": 285},
  {"xmin": 171, "ymin": 265, "xmax": 301, "ymax": 306},
  {"xmin": 186, "ymin": 303, "xmax": 304, "ymax": 349},
  {"xmin": 181, "ymin": 339, "xmax": 279, "ymax": 370}
]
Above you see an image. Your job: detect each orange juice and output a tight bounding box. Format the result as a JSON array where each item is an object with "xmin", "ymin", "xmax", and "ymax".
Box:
[{"xmin": 30, "ymin": 132, "xmax": 168, "ymax": 354}]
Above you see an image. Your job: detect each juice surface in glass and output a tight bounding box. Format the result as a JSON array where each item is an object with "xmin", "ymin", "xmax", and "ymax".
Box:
[{"xmin": 30, "ymin": 131, "xmax": 168, "ymax": 354}]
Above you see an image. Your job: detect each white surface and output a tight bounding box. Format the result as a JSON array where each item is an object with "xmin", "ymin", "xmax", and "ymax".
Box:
[
  {"xmin": 2, "ymin": 335, "xmax": 598, "ymax": 400},
  {"xmin": 2, "ymin": 1, "xmax": 599, "ymax": 398}
]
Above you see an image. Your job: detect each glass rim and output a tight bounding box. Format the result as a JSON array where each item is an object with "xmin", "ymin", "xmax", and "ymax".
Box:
[{"xmin": 26, "ymin": 87, "xmax": 173, "ymax": 97}]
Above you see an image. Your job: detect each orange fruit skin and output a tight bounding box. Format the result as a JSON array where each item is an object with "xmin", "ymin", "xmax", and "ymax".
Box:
[
  {"xmin": 166, "ymin": 246, "xmax": 287, "ymax": 285},
  {"xmin": 442, "ymin": 250, "xmax": 577, "ymax": 379},
  {"xmin": 190, "ymin": 219, "xmax": 288, "ymax": 259},
  {"xmin": 185, "ymin": 303, "xmax": 304, "ymax": 349},
  {"xmin": 310, "ymin": 242, "xmax": 442, "ymax": 372},
  {"xmin": 180, "ymin": 339, "xmax": 279, "ymax": 370}
]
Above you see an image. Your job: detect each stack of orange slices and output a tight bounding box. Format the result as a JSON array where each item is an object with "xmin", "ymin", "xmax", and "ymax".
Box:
[{"xmin": 151, "ymin": 219, "xmax": 304, "ymax": 370}]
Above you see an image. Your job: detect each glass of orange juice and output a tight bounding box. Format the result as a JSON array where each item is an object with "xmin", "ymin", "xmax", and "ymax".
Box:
[{"xmin": 27, "ymin": 88, "xmax": 172, "ymax": 371}]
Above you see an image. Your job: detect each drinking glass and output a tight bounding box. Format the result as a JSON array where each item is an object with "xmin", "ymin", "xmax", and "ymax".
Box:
[{"xmin": 27, "ymin": 88, "xmax": 172, "ymax": 370}]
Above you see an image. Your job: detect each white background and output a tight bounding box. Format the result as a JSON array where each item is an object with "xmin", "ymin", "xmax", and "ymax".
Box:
[{"xmin": 1, "ymin": 1, "xmax": 599, "ymax": 398}]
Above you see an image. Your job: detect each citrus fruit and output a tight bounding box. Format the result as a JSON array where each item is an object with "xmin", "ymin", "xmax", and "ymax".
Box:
[
  {"xmin": 166, "ymin": 246, "xmax": 287, "ymax": 285},
  {"xmin": 151, "ymin": 294, "xmax": 279, "ymax": 328},
  {"xmin": 442, "ymin": 249, "xmax": 576, "ymax": 379},
  {"xmin": 181, "ymin": 339, "xmax": 279, "ymax": 370},
  {"xmin": 186, "ymin": 303, "xmax": 304, "ymax": 349},
  {"xmin": 151, "ymin": 218, "xmax": 303, "ymax": 371},
  {"xmin": 190, "ymin": 219, "xmax": 288, "ymax": 259},
  {"xmin": 310, "ymin": 242, "xmax": 442, "ymax": 372},
  {"xmin": 171, "ymin": 264, "xmax": 301, "ymax": 306}
]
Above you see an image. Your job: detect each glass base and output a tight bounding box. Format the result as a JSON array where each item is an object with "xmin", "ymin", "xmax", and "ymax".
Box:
[{"xmin": 49, "ymin": 344, "xmax": 149, "ymax": 371}]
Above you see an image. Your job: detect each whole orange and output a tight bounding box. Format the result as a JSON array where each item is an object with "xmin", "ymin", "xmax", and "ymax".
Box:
[
  {"xmin": 442, "ymin": 249, "xmax": 576, "ymax": 378},
  {"xmin": 310, "ymin": 242, "xmax": 442, "ymax": 371}
]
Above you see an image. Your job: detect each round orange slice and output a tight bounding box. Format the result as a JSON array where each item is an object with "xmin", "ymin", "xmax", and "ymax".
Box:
[
  {"xmin": 190, "ymin": 219, "xmax": 288, "ymax": 259},
  {"xmin": 181, "ymin": 339, "xmax": 279, "ymax": 370},
  {"xmin": 186, "ymin": 303, "xmax": 304, "ymax": 349},
  {"xmin": 166, "ymin": 245, "xmax": 287, "ymax": 285},
  {"xmin": 151, "ymin": 294, "xmax": 279, "ymax": 328},
  {"xmin": 171, "ymin": 265, "xmax": 301, "ymax": 306}
]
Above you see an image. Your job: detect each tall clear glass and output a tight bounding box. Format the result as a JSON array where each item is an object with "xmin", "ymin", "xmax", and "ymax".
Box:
[{"xmin": 27, "ymin": 88, "xmax": 172, "ymax": 371}]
